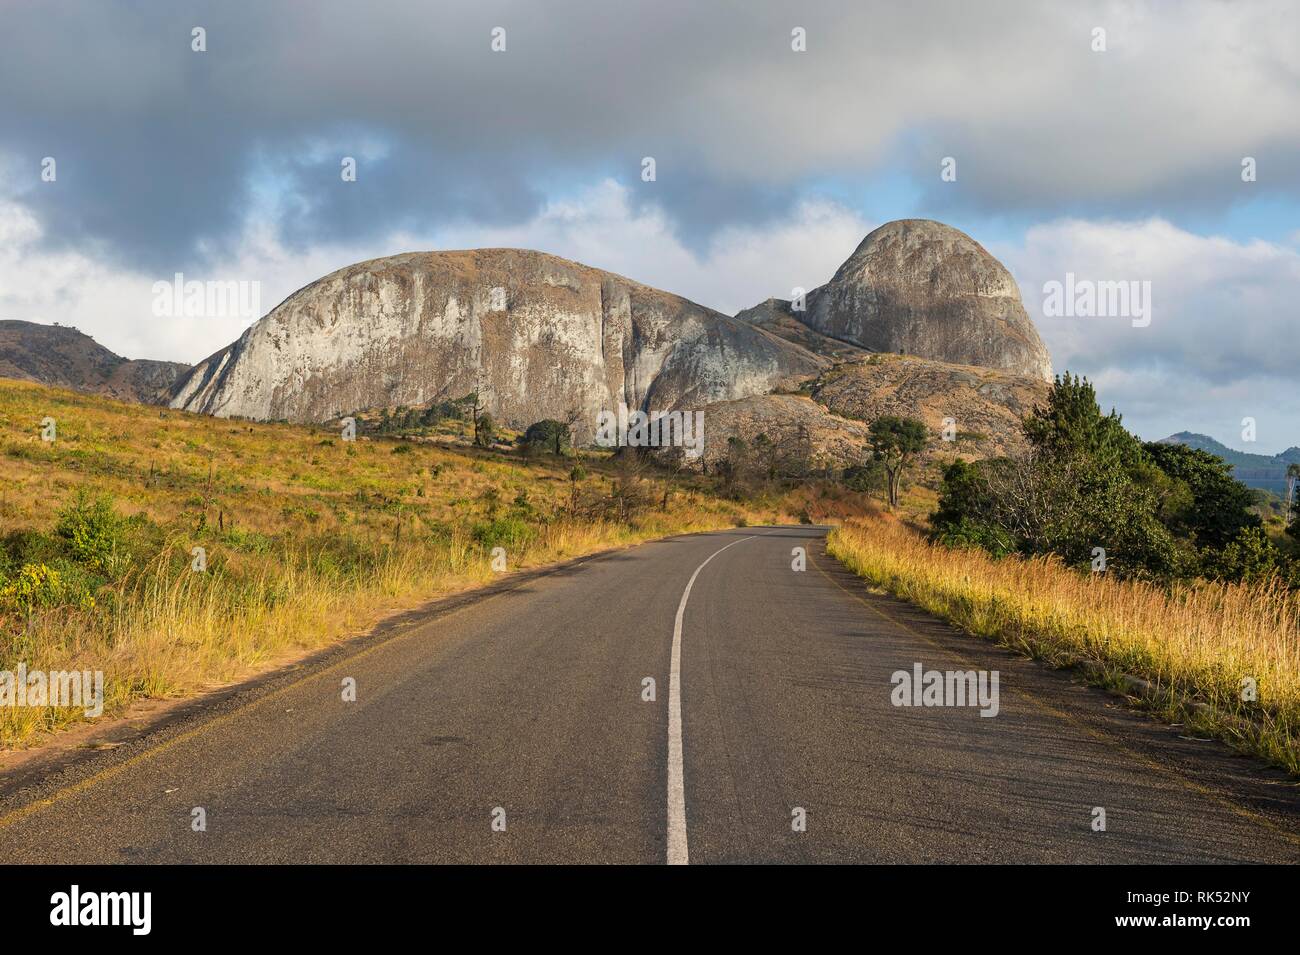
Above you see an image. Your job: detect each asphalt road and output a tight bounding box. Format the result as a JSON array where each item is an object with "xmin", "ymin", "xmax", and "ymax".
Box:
[{"xmin": 2, "ymin": 526, "xmax": 1298, "ymax": 864}]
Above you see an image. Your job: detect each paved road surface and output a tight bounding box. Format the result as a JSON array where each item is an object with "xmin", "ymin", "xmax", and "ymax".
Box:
[{"xmin": 2, "ymin": 527, "xmax": 1298, "ymax": 863}]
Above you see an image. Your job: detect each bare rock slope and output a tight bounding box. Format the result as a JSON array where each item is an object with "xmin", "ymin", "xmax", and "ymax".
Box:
[
  {"xmin": 695, "ymin": 393, "xmax": 870, "ymax": 470},
  {"xmin": 171, "ymin": 249, "xmax": 827, "ymax": 430},
  {"xmin": 810, "ymin": 352, "xmax": 1050, "ymax": 458},
  {"xmin": 699, "ymin": 353, "xmax": 1049, "ymax": 471},
  {"xmin": 733, "ymin": 299, "xmax": 866, "ymax": 361}
]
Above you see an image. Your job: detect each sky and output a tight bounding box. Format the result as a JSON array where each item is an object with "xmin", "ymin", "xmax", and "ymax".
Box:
[{"xmin": 1, "ymin": 0, "xmax": 1297, "ymax": 452}]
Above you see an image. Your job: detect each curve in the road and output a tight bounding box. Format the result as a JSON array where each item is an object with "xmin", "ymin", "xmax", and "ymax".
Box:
[{"xmin": 0, "ymin": 526, "xmax": 1297, "ymax": 864}]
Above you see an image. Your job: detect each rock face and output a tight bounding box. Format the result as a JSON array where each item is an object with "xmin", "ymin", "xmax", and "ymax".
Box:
[
  {"xmin": 0, "ymin": 320, "xmax": 189, "ymax": 403},
  {"xmin": 171, "ymin": 250, "xmax": 827, "ymax": 431},
  {"xmin": 741, "ymin": 219, "xmax": 1052, "ymax": 381},
  {"xmin": 161, "ymin": 219, "xmax": 1054, "ymax": 441},
  {"xmin": 734, "ymin": 299, "xmax": 866, "ymax": 361}
]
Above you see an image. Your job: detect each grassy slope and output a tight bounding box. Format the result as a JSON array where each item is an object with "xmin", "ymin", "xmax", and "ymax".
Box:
[
  {"xmin": 829, "ymin": 516, "xmax": 1300, "ymax": 774},
  {"xmin": 0, "ymin": 379, "xmax": 773, "ymax": 748}
]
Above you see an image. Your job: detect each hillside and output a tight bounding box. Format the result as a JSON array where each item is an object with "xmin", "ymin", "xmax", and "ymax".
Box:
[
  {"xmin": 0, "ymin": 320, "xmax": 189, "ymax": 403},
  {"xmin": 0, "ymin": 378, "xmax": 781, "ymax": 749},
  {"xmin": 693, "ymin": 393, "xmax": 871, "ymax": 470},
  {"xmin": 809, "ymin": 352, "xmax": 1049, "ymax": 458},
  {"xmin": 1159, "ymin": 431, "xmax": 1300, "ymax": 495}
]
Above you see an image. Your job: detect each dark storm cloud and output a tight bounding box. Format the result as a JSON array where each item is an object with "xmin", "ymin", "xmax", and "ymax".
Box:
[
  {"xmin": 1, "ymin": 0, "xmax": 808, "ymax": 270},
  {"xmin": 2, "ymin": 0, "xmax": 1299, "ymax": 271}
]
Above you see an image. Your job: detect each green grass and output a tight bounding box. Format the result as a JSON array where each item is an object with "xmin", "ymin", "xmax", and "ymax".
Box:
[{"xmin": 0, "ymin": 379, "xmax": 769, "ymax": 748}]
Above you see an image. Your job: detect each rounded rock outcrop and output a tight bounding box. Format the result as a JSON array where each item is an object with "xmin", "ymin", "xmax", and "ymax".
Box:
[
  {"xmin": 168, "ymin": 249, "xmax": 826, "ymax": 429},
  {"xmin": 805, "ymin": 219, "xmax": 1052, "ymax": 381}
]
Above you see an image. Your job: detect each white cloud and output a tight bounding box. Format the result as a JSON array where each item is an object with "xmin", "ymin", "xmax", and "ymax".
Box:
[
  {"xmin": 4, "ymin": 187, "xmax": 1295, "ymax": 455},
  {"xmin": 0, "ymin": 199, "xmax": 253, "ymax": 364},
  {"xmin": 999, "ymin": 218, "xmax": 1300, "ymax": 452},
  {"xmin": 4, "ymin": 0, "xmax": 1299, "ymax": 265},
  {"xmin": 0, "ymin": 181, "xmax": 872, "ymax": 362},
  {"xmin": 421, "ymin": 181, "xmax": 873, "ymax": 315}
]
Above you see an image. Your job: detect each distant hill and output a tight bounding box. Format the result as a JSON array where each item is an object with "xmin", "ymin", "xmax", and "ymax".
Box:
[
  {"xmin": 1158, "ymin": 431, "xmax": 1300, "ymax": 495},
  {"xmin": 0, "ymin": 320, "xmax": 189, "ymax": 404}
]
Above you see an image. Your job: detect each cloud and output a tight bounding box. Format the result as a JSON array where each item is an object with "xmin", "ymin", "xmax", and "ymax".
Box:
[
  {"xmin": 0, "ymin": 181, "xmax": 871, "ymax": 363},
  {"xmin": 3, "ymin": 180, "xmax": 1295, "ymax": 453},
  {"xmin": 2, "ymin": 0, "xmax": 1298, "ymax": 270},
  {"xmin": 2, "ymin": 1, "xmax": 1296, "ymax": 451},
  {"xmin": 999, "ymin": 218, "xmax": 1300, "ymax": 452}
]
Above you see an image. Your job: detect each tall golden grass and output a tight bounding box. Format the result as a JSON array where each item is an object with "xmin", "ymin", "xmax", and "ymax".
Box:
[
  {"xmin": 2, "ymin": 511, "xmax": 745, "ymax": 747},
  {"xmin": 0, "ymin": 379, "xmax": 764, "ymax": 748},
  {"xmin": 828, "ymin": 517, "xmax": 1300, "ymax": 773}
]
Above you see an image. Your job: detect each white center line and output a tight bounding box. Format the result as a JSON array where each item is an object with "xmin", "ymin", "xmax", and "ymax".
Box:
[{"xmin": 667, "ymin": 533, "xmax": 756, "ymax": 865}]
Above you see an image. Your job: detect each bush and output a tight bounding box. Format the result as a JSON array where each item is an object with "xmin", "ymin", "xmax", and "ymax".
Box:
[
  {"xmin": 55, "ymin": 493, "xmax": 128, "ymax": 575},
  {"xmin": 930, "ymin": 375, "xmax": 1200, "ymax": 581},
  {"xmin": 519, "ymin": 420, "xmax": 570, "ymax": 455},
  {"xmin": 934, "ymin": 516, "xmax": 1016, "ymax": 557},
  {"xmin": 0, "ymin": 563, "xmax": 64, "ymax": 614},
  {"xmin": 841, "ymin": 463, "xmax": 882, "ymax": 494},
  {"xmin": 1205, "ymin": 526, "xmax": 1278, "ymax": 584},
  {"xmin": 471, "ymin": 516, "xmax": 534, "ymax": 551}
]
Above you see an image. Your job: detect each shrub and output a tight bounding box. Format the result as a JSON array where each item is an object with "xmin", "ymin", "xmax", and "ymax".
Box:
[
  {"xmin": 471, "ymin": 516, "xmax": 534, "ymax": 551},
  {"xmin": 519, "ymin": 420, "xmax": 570, "ymax": 455},
  {"xmin": 0, "ymin": 563, "xmax": 64, "ymax": 614},
  {"xmin": 55, "ymin": 493, "xmax": 127, "ymax": 574},
  {"xmin": 842, "ymin": 463, "xmax": 882, "ymax": 494}
]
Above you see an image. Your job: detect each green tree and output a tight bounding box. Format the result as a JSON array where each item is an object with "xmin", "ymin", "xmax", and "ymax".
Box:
[
  {"xmin": 1143, "ymin": 441, "xmax": 1260, "ymax": 551},
  {"xmin": 868, "ymin": 416, "xmax": 928, "ymax": 508},
  {"xmin": 716, "ymin": 436, "xmax": 752, "ymax": 498},
  {"xmin": 1287, "ymin": 462, "xmax": 1300, "ymax": 533},
  {"xmin": 568, "ymin": 463, "xmax": 587, "ymax": 516},
  {"xmin": 475, "ymin": 412, "xmax": 495, "ymax": 448},
  {"xmin": 1205, "ymin": 526, "xmax": 1278, "ymax": 583},
  {"xmin": 520, "ymin": 419, "xmax": 570, "ymax": 455},
  {"xmin": 1024, "ymin": 373, "xmax": 1144, "ymax": 473}
]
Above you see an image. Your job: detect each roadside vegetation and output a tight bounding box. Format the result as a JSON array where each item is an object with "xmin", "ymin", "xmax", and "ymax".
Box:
[
  {"xmin": 829, "ymin": 373, "xmax": 1300, "ymax": 773},
  {"xmin": 829, "ymin": 515, "xmax": 1300, "ymax": 772},
  {"xmin": 0, "ymin": 380, "xmax": 794, "ymax": 748},
  {"xmin": 5, "ymin": 370, "xmax": 1297, "ymax": 772}
]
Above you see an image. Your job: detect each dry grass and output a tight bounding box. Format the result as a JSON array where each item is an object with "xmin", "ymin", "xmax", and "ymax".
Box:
[
  {"xmin": 828, "ymin": 516, "xmax": 1300, "ymax": 774},
  {"xmin": 0, "ymin": 379, "xmax": 769, "ymax": 748}
]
